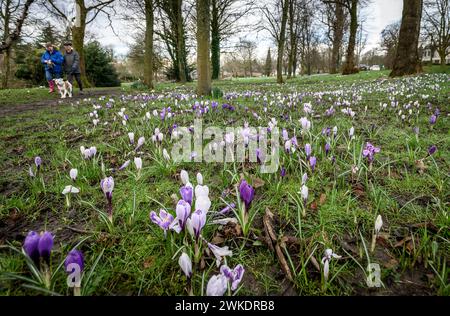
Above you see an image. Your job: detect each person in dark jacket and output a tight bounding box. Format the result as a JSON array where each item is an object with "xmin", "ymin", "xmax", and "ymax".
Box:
[
  {"xmin": 63, "ymin": 42, "xmax": 83, "ymax": 94},
  {"xmin": 41, "ymin": 42, "xmax": 64, "ymax": 93}
]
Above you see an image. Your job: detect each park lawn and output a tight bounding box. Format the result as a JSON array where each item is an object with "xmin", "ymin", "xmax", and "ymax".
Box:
[{"xmin": 0, "ymin": 69, "xmax": 448, "ymax": 296}]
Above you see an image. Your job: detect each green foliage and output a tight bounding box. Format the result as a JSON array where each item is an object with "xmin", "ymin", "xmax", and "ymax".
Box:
[{"xmin": 84, "ymin": 41, "xmax": 121, "ymax": 87}]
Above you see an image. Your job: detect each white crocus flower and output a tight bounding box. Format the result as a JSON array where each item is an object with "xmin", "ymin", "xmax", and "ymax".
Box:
[
  {"xmin": 70, "ymin": 168, "xmax": 78, "ymax": 181},
  {"xmin": 163, "ymin": 148, "xmax": 171, "ymax": 161},
  {"xmin": 301, "ymin": 185, "xmax": 308, "ymax": 201},
  {"xmin": 375, "ymin": 215, "xmax": 383, "ymax": 235},
  {"xmin": 197, "ymin": 172, "xmax": 203, "ymax": 185},
  {"xmin": 134, "ymin": 157, "xmax": 142, "ymax": 170},
  {"xmin": 128, "ymin": 132, "xmax": 135, "ymax": 144},
  {"xmin": 62, "ymin": 185, "xmax": 80, "ymax": 195},
  {"xmin": 208, "ymin": 243, "xmax": 233, "ymax": 267},
  {"xmin": 321, "ymin": 248, "xmax": 341, "ymax": 281},
  {"xmin": 180, "ymin": 170, "xmax": 189, "ymax": 185}
]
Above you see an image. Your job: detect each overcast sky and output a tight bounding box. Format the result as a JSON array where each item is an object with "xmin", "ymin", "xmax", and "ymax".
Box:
[{"xmin": 90, "ymin": 0, "xmax": 404, "ymax": 60}]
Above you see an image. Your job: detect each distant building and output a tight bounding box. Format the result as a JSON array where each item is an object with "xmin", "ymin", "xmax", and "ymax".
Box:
[{"xmin": 422, "ymin": 45, "xmax": 450, "ymax": 64}]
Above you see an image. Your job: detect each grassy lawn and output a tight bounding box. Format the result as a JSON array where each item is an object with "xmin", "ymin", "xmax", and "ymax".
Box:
[{"xmin": 0, "ymin": 69, "xmax": 448, "ymax": 296}]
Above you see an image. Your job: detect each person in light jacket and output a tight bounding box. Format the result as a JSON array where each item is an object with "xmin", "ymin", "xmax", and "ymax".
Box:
[
  {"xmin": 63, "ymin": 42, "xmax": 83, "ymax": 94},
  {"xmin": 41, "ymin": 42, "xmax": 63, "ymax": 93}
]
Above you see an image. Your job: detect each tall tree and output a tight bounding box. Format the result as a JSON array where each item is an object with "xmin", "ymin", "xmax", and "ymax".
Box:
[
  {"xmin": 262, "ymin": 0, "xmax": 290, "ymax": 83},
  {"xmin": 0, "ymin": 0, "xmax": 35, "ymax": 88},
  {"xmin": 158, "ymin": 0, "xmax": 190, "ymax": 82},
  {"xmin": 196, "ymin": 0, "xmax": 211, "ymax": 95},
  {"xmin": 286, "ymin": 0, "xmax": 299, "ymax": 78},
  {"xmin": 390, "ymin": 0, "xmax": 423, "ymax": 77},
  {"xmin": 144, "ymin": 0, "xmax": 154, "ymax": 88},
  {"xmin": 380, "ymin": 21, "xmax": 401, "ymax": 69},
  {"xmin": 210, "ymin": 0, "xmax": 255, "ymax": 80},
  {"xmin": 321, "ymin": 1, "xmax": 346, "ymax": 73},
  {"xmin": 45, "ymin": 0, "xmax": 116, "ymax": 86},
  {"xmin": 423, "ymin": 0, "xmax": 449, "ymax": 66},
  {"xmin": 264, "ymin": 48, "xmax": 272, "ymax": 76}
]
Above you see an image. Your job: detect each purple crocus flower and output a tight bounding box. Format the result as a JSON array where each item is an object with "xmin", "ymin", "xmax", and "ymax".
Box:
[
  {"xmin": 256, "ymin": 148, "xmax": 262, "ymax": 164},
  {"xmin": 362, "ymin": 142, "xmax": 381, "ymax": 162},
  {"xmin": 150, "ymin": 209, "xmax": 175, "ymax": 232},
  {"xmin": 325, "ymin": 143, "xmax": 331, "ymax": 156},
  {"xmin": 38, "ymin": 231, "xmax": 53, "ymax": 263},
  {"xmin": 305, "ymin": 144, "xmax": 312, "ymax": 157},
  {"xmin": 310, "ymin": 156, "xmax": 317, "ymax": 171},
  {"xmin": 180, "ymin": 186, "xmax": 193, "ymax": 205},
  {"xmin": 429, "ymin": 114, "xmax": 437, "ymax": 125},
  {"xmin": 219, "ymin": 203, "xmax": 236, "ymax": 215},
  {"xmin": 176, "ymin": 200, "xmax": 191, "ymax": 229},
  {"xmin": 428, "ymin": 145, "xmax": 437, "ymax": 156},
  {"xmin": 64, "ymin": 250, "xmax": 84, "ymax": 273},
  {"xmin": 35, "ymin": 157, "xmax": 42, "ymax": 170},
  {"xmin": 23, "ymin": 231, "xmax": 41, "ymax": 265},
  {"xmin": 220, "ymin": 264, "xmax": 245, "ymax": 291},
  {"xmin": 239, "ymin": 180, "xmax": 255, "ymax": 210},
  {"xmin": 280, "ymin": 167, "xmax": 286, "ymax": 178}
]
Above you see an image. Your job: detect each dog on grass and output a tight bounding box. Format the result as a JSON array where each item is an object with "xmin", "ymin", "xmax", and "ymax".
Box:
[{"xmin": 54, "ymin": 78, "xmax": 73, "ymax": 99}]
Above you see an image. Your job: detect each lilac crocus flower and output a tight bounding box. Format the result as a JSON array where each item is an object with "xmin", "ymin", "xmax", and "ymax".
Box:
[
  {"xmin": 180, "ymin": 186, "xmax": 193, "ymax": 205},
  {"xmin": 176, "ymin": 200, "xmax": 191, "ymax": 229},
  {"xmin": 219, "ymin": 203, "xmax": 235, "ymax": 215},
  {"xmin": 206, "ymin": 274, "xmax": 228, "ymax": 296},
  {"xmin": 150, "ymin": 209, "xmax": 175, "ymax": 232},
  {"xmin": 429, "ymin": 114, "xmax": 437, "ymax": 125},
  {"xmin": 38, "ymin": 231, "xmax": 53, "ymax": 263},
  {"xmin": 220, "ymin": 264, "xmax": 245, "ymax": 291},
  {"xmin": 428, "ymin": 145, "xmax": 437, "ymax": 156},
  {"xmin": 305, "ymin": 144, "xmax": 312, "ymax": 157},
  {"xmin": 23, "ymin": 231, "xmax": 41, "ymax": 265},
  {"xmin": 325, "ymin": 143, "xmax": 331, "ymax": 156},
  {"xmin": 64, "ymin": 250, "xmax": 84, "ymax": 273},
  {"xmin": 100, "ymin": 177, "xmax": 114, "ymax": 220},
  {"xmin": 119, "ymin": 160, "xmax": 131, "ymax": 171},
  {"xmin": 362, "ymin": 142, "xmax": 381, "ymax": 162},
  {"xmin": 35, "ymin": 157, "xmax": 42, "ymax": 170},
  {"xmin": 239, "ymin": 180, "xmax": 255, "ymax": 210},
  {"xmin": 189, "ymin": 209, "xmax": 206, "ymax": 239},
  {"xmin": 310, "ymin": 156, "xmax": 317, "ymax": 171},
  {"xmin": 282, "ymin": 129, "xmax": 289, "ymax": 141}
]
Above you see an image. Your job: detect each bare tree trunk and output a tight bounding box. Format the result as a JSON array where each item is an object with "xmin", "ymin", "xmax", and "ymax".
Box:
[
  {"xmin": 196, "ymin": 0, "xmax": 211, "ymax": 95},
  {"xmin": 438, "ymin": 48, "xmax": 446, "ymax": 66},
  {"xmin": 342, "ymin": 0, "xmax": 358, "ymax": 75},
  {"xmin": 211, "ymin": 0, "xmax": 220, "ymax": 80},
  {"xmin": 277, "ymin": 0, "xmax": 289, "ymax": 84},
  {"xmin": 73, "ymin": 0, "xmax": 89, "ymax": 86},
  {"xmin": 175, "ymin": 0, "xmax": 187, "ymax": 83},
  {"xmin": 330, "ymin": 2, "xmax": 344, "ymax": 74},
  {"xmin": 0, "ymin": 0, "xmax": 34, "ymax": 54},
  {"xmin": 1, "ymin": 0, "xmax": 11, "ymax": 89},
  {"xmin": 144, "ymin": 0, "xmax": 154, "ymax": 89},
  {"xmin": 390, "ymin": 0, "xmax": 423, "ymax": 77},
  {"xmin": 287, "ymin": 0, "xmax": 294, "ymax": 79}
]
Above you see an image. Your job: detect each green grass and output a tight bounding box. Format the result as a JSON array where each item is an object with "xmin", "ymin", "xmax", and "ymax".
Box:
[{"xmin": 0, "ymin": 70, "xmax": 448, "ymax": 296}]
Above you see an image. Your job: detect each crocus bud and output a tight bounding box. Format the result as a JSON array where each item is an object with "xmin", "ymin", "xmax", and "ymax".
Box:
[
  {"xmin": 180, "ymin": 186, "xmax": 193, "ymax": 205},
  {"xmin": 64, "ymin": 250, "xmax": 84, "ymax": 274},
  {"xmin": 302, "ymin": 173, "xmax": 308, "ymax": 185},
  {"xmin": 38, "ymin": 231, "xmax": 54, "ymax": 263},
  {"xmin": 325, "ymin": 143, "xmax": 331, "ymax": 156},
  {"xmin": 134, "ymin": 157, "xmax": 142, "ymax": 170},
  {"xmin": 34, "ymin": 157, "xmax": 42, "ymax": 170},
  {"xmin": 196, "ymin": 172, "xmax": 203, "ymax": 185},
  {"xmin": 301, "ymin": 185, "xmax": 308, "ymax": 202},
  {"xmin": 239, "ymin": 180, "xmax": 255, "ymax": 210},
  {"xmin": 70, "ymin": 168, "xmax": 78, "ymax": 181},
  {"xmin": 178, "ymin": 252, "xmax": 192, "ymax": 278},
  {"xmin": 219, "ymin": 203, "xmax": 235, "ymax": 215},
  {"xmin": 119, "ymin": 160, "xmax": 130, "ymax": 171},
  {"xmin": 23, "ymin": 231, "xmax": 40, "ymax": 265},
  {"xmin": 163, "ymin": 149, "xmax": 170, "ymax": 161},
  {"xmin": 310, "ymin": 156, "xmax": 317, "ymax": 171},
  {"xmin": 128, "ymin": 132, "xmax": 135, "ymax": 144},
  {"xmin": 180, "ymin": 170, "xmax": 189, "ymax": 185},
  {"xmin": 428, "ymin": 145, "xmax": 437, "ymax": 156},
  {"xmin": 280, "ymin": 168, "xmax": 286, "ymax": 178},
  {"xmin": 305, "ymin": 144, "xmax": 311, "ymax": 157},
  {"xmin": 375, "ymin": 215, "xmax": 383, "ymax": 234}
]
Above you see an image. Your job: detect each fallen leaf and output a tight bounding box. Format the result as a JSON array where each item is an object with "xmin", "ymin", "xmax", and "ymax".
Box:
[
  {"xmin": 252, "ymin": 177, "xmax": 265, "ymax": 188},
  {"xmin": 394, "ymin": 236, "xmax": 412, "ymax": 248},
  {"xmin": 319, "ymin": 193, "xmax": 327, "ymax": 205},
  {"xmin": 143, "ymin": 256, "xmax": 155, "ymax": 269}
]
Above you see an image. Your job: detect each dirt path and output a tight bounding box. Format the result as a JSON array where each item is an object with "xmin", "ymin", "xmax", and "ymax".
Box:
[{"xmin": 0, "ymin": 88, "xmax": 122, "ymax": 117}]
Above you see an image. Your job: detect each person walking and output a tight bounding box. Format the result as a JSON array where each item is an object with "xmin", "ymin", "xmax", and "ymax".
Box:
[
  {"xmin": 63, "ymin": 42, "xmax": 83, "ymax": 94},
  {"xmin": 41, "ymin": 43, "xmax": 63, "ymax": 93}
]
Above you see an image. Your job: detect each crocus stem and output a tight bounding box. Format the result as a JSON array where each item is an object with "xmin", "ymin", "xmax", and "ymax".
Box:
[
  {"xmin": 371, "ymin": 233, "xmax": 377, "ymax": 253},
  {"xmin": 74, "ymin": 286, "xmax": 81, "ymax": 296},
  {"xmin": 66, "ymin": 195, "xmax": 71, "ymax": 208},
  {"xmin": 194, "ymin": 242, "xmax": 200, "ymax": 264},
  {"xmin": 188, "ymin": 278, "xmax": 193, "ymax": 296}
]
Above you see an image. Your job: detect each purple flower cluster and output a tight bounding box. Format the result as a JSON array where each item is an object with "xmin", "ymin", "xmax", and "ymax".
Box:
[{"xmin": 362, "ymin": 142, "xmax": 380, "ymax": 162}]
